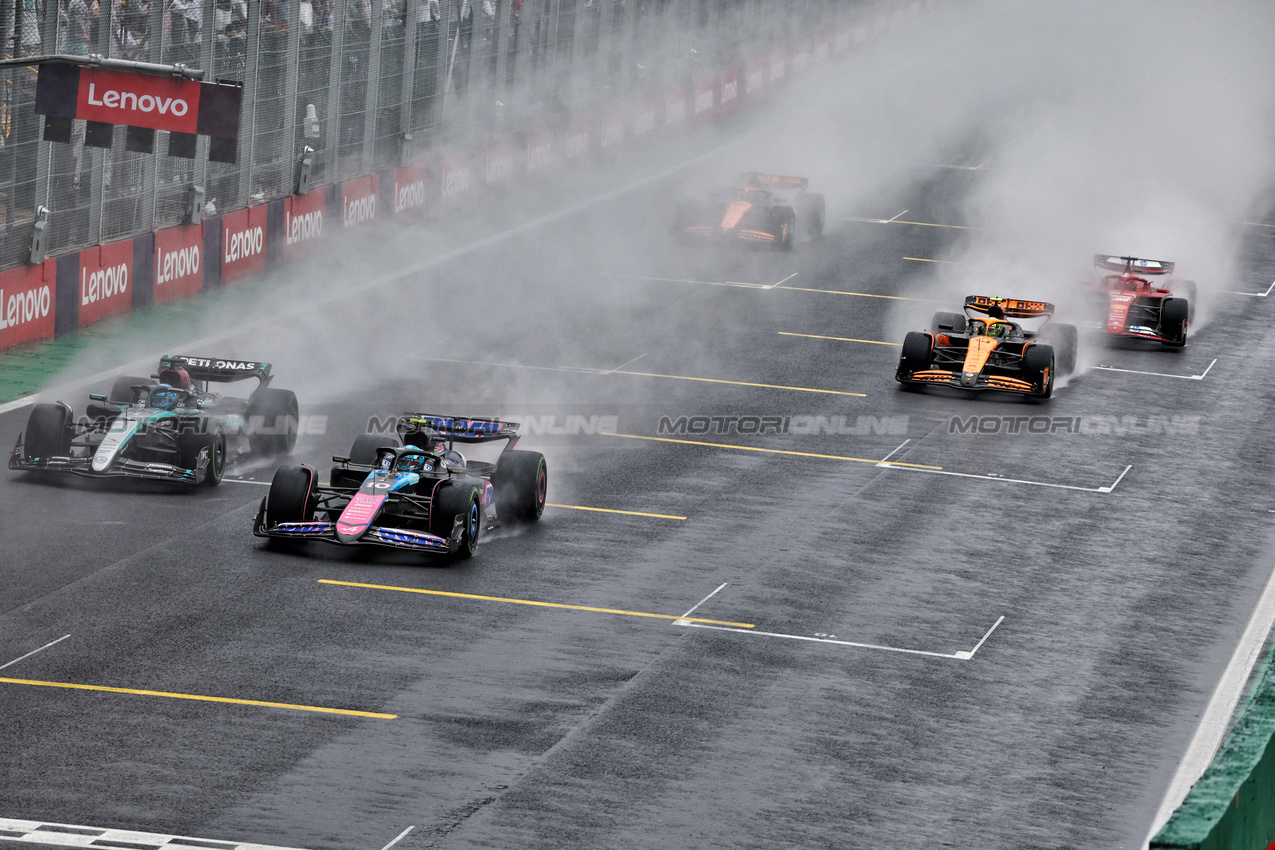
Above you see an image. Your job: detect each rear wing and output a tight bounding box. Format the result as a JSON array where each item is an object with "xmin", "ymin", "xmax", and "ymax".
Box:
[
  {"xmin": 738, "ymin": 172, "xmax": 808, "ymax": 190},
  {"xmin": 964, "ymin": 296, "xmax": 1055, "ymax": 319},
  {"xmin": 1094, "ymin": 254, "xmax": 1175, "ymax": 276},
  {"xmin": 399, "ymin": 413, "xmax": 521, "ymax": 444},
  {"xmin": 160, "ymin": 354, "xmax": 272, "ymax": 384}
]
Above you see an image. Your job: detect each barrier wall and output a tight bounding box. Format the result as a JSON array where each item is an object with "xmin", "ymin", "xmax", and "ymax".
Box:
[
  {"xmin": 1153, "ymin": 649, "xmax": 1275, "ymax": 850},
  {"xmin": 0, "ymin": 0, "xmax": 933, "ymax": 354}
]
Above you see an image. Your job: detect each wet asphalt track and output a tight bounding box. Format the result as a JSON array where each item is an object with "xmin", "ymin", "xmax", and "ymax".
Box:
[{"xmin": 3, "ymin": 161, "xmax": 1275, "ymax": 850}]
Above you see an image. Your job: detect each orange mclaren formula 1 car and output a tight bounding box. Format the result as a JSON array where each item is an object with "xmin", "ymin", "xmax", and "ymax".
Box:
[
  {"xmin": 1082, "ymin": 254, "xmax": 1193, "ymax": 348},
  {"xmin": 895, "ymin": 296, "xmax": 1078, "ymax": 400},
  {"xmin": 672, "ymin": 172, "xmax": 825, "ymax": 249}
]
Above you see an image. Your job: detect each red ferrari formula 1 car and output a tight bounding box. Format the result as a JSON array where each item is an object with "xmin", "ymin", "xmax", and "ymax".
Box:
[{"xmin": 1084, "ymin": 255, "xmax": 1193, "ymax": 348}]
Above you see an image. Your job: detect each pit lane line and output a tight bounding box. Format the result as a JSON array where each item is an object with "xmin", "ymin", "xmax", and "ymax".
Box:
[
  {"xmin": 1092, "ymin": 358, "xmax": 1217, "ymax": 381},
  {"xmin": 778, "ymin": 331, "xmax": 901, "ymax": 346},
  {"xmin": 841, "ymin": 215, "xmax": 976, "ymax": 230},
  {"xmin": 674, "ymin": 615, "xmax": 1006, "ymax": 661},
  {"xmin": 0, "ymin": 818, "xmax": 318, "ymax": 850},
  {"xmin": 600, "ymin": 272, "xmax": 798, "ymax": 290},
  {"xmin": 1222, "ymin": 279, "xmax": 1275, "ymax": 297},
  {"xmin": 876, "ymin": 461, "xmax": 1134, "ymax": 494},
  {"xmin": 0, "ymin": 635, "xmax": 70, "ymax": 671}
]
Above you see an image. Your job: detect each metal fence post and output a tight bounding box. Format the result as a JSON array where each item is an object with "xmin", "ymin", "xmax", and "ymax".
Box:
[
  {"xmin": 321, "ymin": 0, "xmax": 343, "ymax": 178},
  {"xmin": 398, "ymin": 0, "xmax": 417, "ymax": 152}
]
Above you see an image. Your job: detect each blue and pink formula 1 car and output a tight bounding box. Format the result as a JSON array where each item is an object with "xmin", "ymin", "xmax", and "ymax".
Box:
[{"xmin": 253, "ymin": 413, "xmax": 547, "ymax": 559}]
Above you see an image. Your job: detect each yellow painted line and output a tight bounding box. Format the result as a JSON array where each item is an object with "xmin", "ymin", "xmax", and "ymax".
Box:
[
  {"xmin": 778, "ymin": 331, "xmax": 901, "ymax": 347},
  {"xmin": 612, "ymin": 370, "xmax": 865, "ymax": 397},
  {"xmin": 0, "ymin": 677, "xmax": 397, "ymax": 719},
  {"xmin": 547, "ymin": 503, "xmax": 687, "ymax": 520},
  {"xmin": 610, "ymin": 433, "xmax": 942, "ymax": 470},
  {"xmin": 904, "ymin": 257, "xmax": 956, "ymax": 264},
  {"xmin": 845, "ymin": 216, "xmax": 976, "ymax": 230},
  {"xmin": 319, "ymin": 580, "xmax": 755, "ymax": 628},
  {"xmin": 773, "ymin": 284, "xmax": 924, "ymax": 301}
]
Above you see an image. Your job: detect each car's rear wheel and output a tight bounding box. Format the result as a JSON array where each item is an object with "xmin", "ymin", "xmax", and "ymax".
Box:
[
  {"xmin": 492, "ymin": 450, "xmax": 547, "ymax": 523},
  {"xmin": 349, "ymin": 433, "xmax": 402, "ymax": 465},
  {"xmin": 796, "ymin": 192, "xmax": 825, "ymax": 239},
  {"xmin": 1159, "ymin": 297, "xmax": 1188, "ymax": 347},
  {"xmin": 23, "ymin": 402, "xmax": 73, "ymax": 460},
  {"xmin": 1175, "ymin": 280, "xmax": 1197, "ymax": 321},
  {"xmin": 430, "ymin": 480, "xmax": 482, "ymax": 558},
  {"xmin": 108, "ymin": 375, "xmax": 155, "ymax": 405},
  {"xmin": 1023, "ymin": 344, "xmax": 1055, "ymax": 399},
  {"xmin": 930, "ymin": 311, "xmax": 967, "ymax": 335},
  {"xmin": 1041, "ymin": 322, "xmax": 1078, "ymax": 374},
  {"xmin": 247, "ymin": 388, "xmax": 299, "ymax": 456},
  {"xmin": 266, "ymin": 465, "xmax": 316, "ymax": 524}
]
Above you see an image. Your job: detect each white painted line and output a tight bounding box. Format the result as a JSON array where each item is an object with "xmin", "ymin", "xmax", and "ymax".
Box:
[
  {"xmin": 877, "ymin": 439, "xmax": 910, "ymax": 464},
  {"xmin": 876, "ymin": 462, "xmax": 1133, "ymax": 494},
  {"xmin": 1093, "ymin": 358, "xmax": 1217, "ymax": 381},
  {"xmin": 379, "ymin": 825, "xmax": 416, "ymax": 850},
  {"xmin": 886, "ymin": 209, "xmax": 908, "ymax": 222},
  {"xmin": 0, "ymin": 817, "xmax": 316, "ymax": 849},
  {"xmin": 1237, "ymin": 221, "xmax": 1275, "ymax": 229},
  {"xmin": 605, "ymin": 353, "xmax": 648, "ymax": 374},
  {"xmin": 1143, "ymin": 552, "xmax": 1275, "ymax": 845},
  {"xmin": 676, "ymin": 583, "xmax": 729, "ymax": 624},
  {"xmin": 0, "ymin": 140, "xmax": 746, "ymax": 417},
  {"xmin": 767, "ymin": 272, "xmax": 799, "ymax": 289},
  {"xmin": 600, "ymin": 272, "xmax": 771, "ymax": 290},
  {"xmin": 224, "ymin": 478, "xmax": 271, "ymax": 486},
  {"xmin": 1222, "ymin": 280, "xmax": 1275, "ymax": 297},
  {"xmin": 0, "ymin": 635, "xmax": 70, "ymax": 671},
  {"xmin": 678, "ymin": 616, "xmax": 1006, "ymax": 661}
]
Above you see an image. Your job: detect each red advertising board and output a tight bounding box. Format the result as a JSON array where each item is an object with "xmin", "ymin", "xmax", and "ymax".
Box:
[
  {"xmin": 769, "ymin": 47, "xmax": 788, "ymax": 88},
  {"xmin": 693, "ymin": 75, "xmax": 716, "ymax": 123},
  {"xmin": 221, "ymin": 206, "xmax": 268, "ymax": 283},
  {"xmin": 78, "ymin": 240, "xmax": 134, "ymax": 327},
  {"xmin": 835, "ymin": 19, "xmax": 853, "ymax": 54},
  {"xmin": 341, "ymin": 175, "xmax": 379, "ymax": 227},
  {"xmin": 563, "ymin": 119, "xmax": 592, "ymax": 165},
  {"xmin": 524, "ymin": 127, "xmax": 555, "ymax": 180},
  {"xmin": 664, "ymin": 84, "xmax": 689, "ymax": 133},
  {"xmin": 284, "ymin": 188, "xmax": 326, "ymax": 260},
  {"xmin": 631, "ymin": 97, "xmax": 659, "ymax": 147},
  {"xmin": 154, "ymin": 224, "xmax": 203, "ymax": 303},
  {"xmin": 391, "ymin": 163, "xmax": 429, "ymax": 216},
  {"xmin": 719, "ymin": 66, "xmax": 740, "ymax": 115},
  {"xmin": 484, "ymin": 137, "xmax": 518, "ymax": 193},
  {"xmin": 77, "ymin": 68, "xmax": 201, "ymax": 134},
  {"xmin": 744, "ymin": 57, "xmax": 768, "ymax": 102},
  {"xmin": 814, "ymin": 28, "xmax": 831, "ymax": 62},
  {"xmin": 598, "ymin": 108, "xmax": 626, "ymax": 159},
  {"xmin": 0, "ymin": 259, "xmax": 55, "ymax": 349},
  {"xmin": 437, "ymin": 149, "xmax": 475, "ymax": 211},
  {"xmin": 791, "ymin": 40, "xmax": 811, "ymax": 75}
]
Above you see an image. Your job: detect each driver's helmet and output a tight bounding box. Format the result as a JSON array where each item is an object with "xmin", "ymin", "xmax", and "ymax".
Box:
[
  {"xmin": 150, "ymin": 385, "xmax": 184, "ymax": 411},
  {"xmin": 395, "ymin": 451, "xmax": 428, "ymax": 473},
  {"xmin": 985, "ymin": 321, "xmax": 1009, "ymax": 339},
  {"xmin": 158, "ymin": 365, "xmax": 191, "ymax": 389}
]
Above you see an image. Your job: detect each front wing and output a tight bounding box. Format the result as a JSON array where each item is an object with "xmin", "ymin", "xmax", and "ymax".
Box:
[
  {"xmin": 9, "ymin": 444, "xmax": 200, "ymax": 484},
  {"xmin": 899, "ymin": 368, "xmax": 1036, "ymax": 394},
  {"xmin": 252, "ymin": 501, "xmax": 464, "ymax": 554}
]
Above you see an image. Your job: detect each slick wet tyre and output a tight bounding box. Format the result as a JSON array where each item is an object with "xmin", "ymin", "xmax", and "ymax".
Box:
[
  {"xmin": 246, "ymin": 388, "xmax": 299, "ymax": 456},
  {"xmin": 430, "ymin": 480, "xmax": 482, "ymax": 559},
  {"xmin": 179, "ymin": 426, "xmax": 226, "ymax": 486},
  {"xmin": 492, "ymin": 450, "xmax": 548, "ymax": 523},
  {"xmin": 266, "ymin": 465, "xmax": 316, "ymax": 524},
  {"xmin": 1159, "ymin": 298, "xmax": 1189, "ymax": 348},
  {"xmin": 349, "ymin": 433, "xmax": 402, "ymax": 465},
  {"xmin": 898, "ymin": 331, "xmax": 933, "ymax": 376},
  {"xmin": 23, "ymin": 402, "xmax": 72, "ymax": 460},
  {"xmin": 1023, "ymin": 344, "xmax": 1055, "ymax": 399}
]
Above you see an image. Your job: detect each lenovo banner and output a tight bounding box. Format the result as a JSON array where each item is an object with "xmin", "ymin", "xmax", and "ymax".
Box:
[
  {"xmin": 36, "ymin": 64, "xmax": 242, "ymax": 138},
  {"xmin": 744, "ymin": 57, "xmax": 768, "ymax": 102},
  {"xmin": 693, "ymin": 75, "xmax": 716, "ymax": 123},
  {"xmin": 598, "ymin": 108, "xmax": 626, "ymax": 160},
  {"xmin": 563, "ymin": 119, "xmax": 592, "ymax": 165},
  {"xmin": 154, "ymin": 225, "xmax": 203, "ymax": 303},
  {"xmin": 769, "ymin": 48, "xmax": 788, "ymax": 89},
  {"xmin": 78, "ymin": 240, "xmax": 134, "ymax": 327},
  {"xmin": 284, "ymin": 189, "xmax": 325, "ymax": 258},
  {"xmin": 524, "ymin": 128, "xmax": 554, "ymax": 180},
  {"xmin": 341, "ymin": 175, "xmax": 379, "ymax": 228},
  {"xmin": 719, "ymin": 65, "xmax": 740, "ymax": 114},
  {"xmin": 391, "ymin": 163, "xmax": 428, "ymax": 216},
  {"xmin": 791, "ymin": 40, "xmax": 812, "ymax": 75},
  {"xmin": 631, "ymin": 97, "xmax": 659, "ymax": 147},
  {"xmin": 484, "ymin": 138, "xmax": 517, "ymax": 194},
  {"xmin": 0, "ymin": 260, "xmax": 56, "ymax": 349},
  {"xmin": 814, "ymin": 29, "xmax": 832, "ymax": 62},
  {"xmin": 221, "ymin": 206, "xmax": 268, "ymax": 282},
  {"xmin": 437, "ymin": 149, "xmax": 475, "ymax": 212},
  {"xmin": 665, "ymin": 85, "xmax": 690, "ymax": 132}
]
